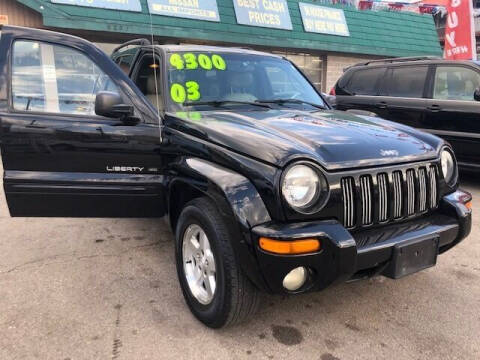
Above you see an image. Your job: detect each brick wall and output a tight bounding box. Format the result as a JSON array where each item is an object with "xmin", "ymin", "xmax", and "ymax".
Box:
[
  {"xmin": 0, "ymin": 0, "xmax": 43, "ymax": 28},
  {"xmin": 325, "ymin": 54, "xmax": 380, "ymax": 92}
]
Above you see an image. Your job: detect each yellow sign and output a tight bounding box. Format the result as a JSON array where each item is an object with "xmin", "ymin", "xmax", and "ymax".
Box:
[
  {"xmin": 170, "ymin": 81, "xmax": 201, "ymax": 103},
  {"xmin": 0, "ymin": 15, "xmax": 8, "ymax": 25},
  {"xmin": 169, "ymin": 53, "xmax": 226, "ymax": 71}
]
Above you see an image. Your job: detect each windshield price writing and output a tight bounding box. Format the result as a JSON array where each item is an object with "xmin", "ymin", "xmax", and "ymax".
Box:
[{"xmin": 169, "ymin": 53, "xmax": 226, "ymax": 71}]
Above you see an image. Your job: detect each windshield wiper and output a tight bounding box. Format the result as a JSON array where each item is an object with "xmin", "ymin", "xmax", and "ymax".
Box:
[
  {"xmin": 255, "ymin": 99, "xmax": 325, "ymax": 109},
  {"xmin": 183, "ymin": 100, "xmax": 271, "ymax": 109}
]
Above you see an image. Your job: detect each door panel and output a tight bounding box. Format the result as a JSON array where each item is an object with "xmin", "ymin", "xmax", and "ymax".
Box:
[
  {"xmin": 423, "ymin": 65, "xmax": 480, "ymax": 168},
  {"xmin": 0, "ymin": 26, "xmax": 164, "ymax": 217},
  {"xmin": 423, "ymin": 99, "xmax": 480, "ymax": 167},
  {"xmin": 377, "ymin": 96, "xmax": 427, "ymax": 128},
  {"xmin": 336, "ymin": 94, "xmax": 381, "ymax": 115}
]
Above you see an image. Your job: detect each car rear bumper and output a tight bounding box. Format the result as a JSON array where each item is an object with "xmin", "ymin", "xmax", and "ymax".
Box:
[{"xmin": 250, "ymin": 189, "xmax": 472, "ymax": 294}]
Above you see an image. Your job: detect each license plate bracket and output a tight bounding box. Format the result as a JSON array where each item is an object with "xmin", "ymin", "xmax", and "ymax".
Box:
[{"xmin": 383, "ymin": 235, "xmax": 439, "ymax": 279}]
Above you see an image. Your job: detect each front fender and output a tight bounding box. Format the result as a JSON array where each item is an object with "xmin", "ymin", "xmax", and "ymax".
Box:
[
  {"xmin": 183, "ymin": 158, "xmax": 272, "ymax": 229},
  {"xmin": 170, "ymin": 157, "xmax": 273, "ymax": 290}
]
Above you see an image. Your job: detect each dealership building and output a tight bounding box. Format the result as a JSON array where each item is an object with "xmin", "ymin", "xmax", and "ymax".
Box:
[{"xmin": 1, "ymin": 0, "xmax": 442, "ymax": 92}]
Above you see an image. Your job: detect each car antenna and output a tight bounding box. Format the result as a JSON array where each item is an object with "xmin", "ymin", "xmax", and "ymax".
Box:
[{"xmin": 148, "ymin": 8, "xmax": 162, "ymax": 142}]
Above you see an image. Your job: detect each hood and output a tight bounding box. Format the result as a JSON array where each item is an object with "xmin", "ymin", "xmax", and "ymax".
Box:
[{"xmin": 166, "ymin": 109, "xmax": 442, "ymax": 170}]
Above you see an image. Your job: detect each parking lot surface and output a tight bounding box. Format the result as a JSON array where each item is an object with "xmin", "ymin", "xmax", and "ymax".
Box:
[{"xmin": 0, "ymin": 164, "xmax": 479, "ymax": 360}]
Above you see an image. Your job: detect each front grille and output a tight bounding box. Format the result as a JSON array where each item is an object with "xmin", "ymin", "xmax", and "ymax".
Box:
[{"xmin": 341, "ymin": 164, "xmax": 439, "ymax": 229}]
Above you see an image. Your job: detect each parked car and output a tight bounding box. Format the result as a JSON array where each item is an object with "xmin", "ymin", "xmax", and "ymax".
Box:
[
  {"xmin": 0, "ymin": 26, "xmax": 472, "ymax": 328},
  {"xmin": 332, "ymin": 56, "xmax": 480, "ymax": 172}
]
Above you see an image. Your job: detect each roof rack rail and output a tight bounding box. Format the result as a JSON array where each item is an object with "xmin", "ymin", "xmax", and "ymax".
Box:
[
  {"xmin": 112, "ymin": 38, "xmax": 152, "ymax": 54},
  {"xmin": 350, "ymin": 56, "xmax": 441, "ymax": 68}
]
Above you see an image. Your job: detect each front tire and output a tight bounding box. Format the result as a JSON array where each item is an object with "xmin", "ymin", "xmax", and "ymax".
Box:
[{"xmin": 175, "ymin": 197, "xmax": 260, "ymax": 328}]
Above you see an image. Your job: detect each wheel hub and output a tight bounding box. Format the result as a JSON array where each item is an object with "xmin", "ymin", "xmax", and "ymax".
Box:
[{"xmin": 182, "ymin": 224, "xmax": 216, "ymax": 305}]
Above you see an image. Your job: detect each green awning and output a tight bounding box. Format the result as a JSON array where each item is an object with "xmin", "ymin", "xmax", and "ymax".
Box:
[{"xmin": 15, "ymin": 0, "xmax": 442, "ymax": 57}]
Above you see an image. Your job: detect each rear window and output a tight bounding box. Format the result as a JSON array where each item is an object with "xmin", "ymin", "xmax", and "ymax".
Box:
[
  {"xmin": 386, "ymin": 66, "xmax": 428, "ymax": 98},
  {"xmin": 346, "ymin": 67, "xmax": 385, "ymax": 96}
]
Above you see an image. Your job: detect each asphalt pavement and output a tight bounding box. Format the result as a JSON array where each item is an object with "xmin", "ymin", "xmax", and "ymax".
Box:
[{"xmin": 0, "ymin": 160, "xmax": 479, "ymax": 360}]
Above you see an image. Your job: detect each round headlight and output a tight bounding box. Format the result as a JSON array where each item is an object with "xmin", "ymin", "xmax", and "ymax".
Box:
[
  {"xmin": 441, "ymin": 148, "xmax": 456, "ymax": 185},
  {"xmin": 282, "ymin": 164, "xmax": 323, "ymax": 210}
]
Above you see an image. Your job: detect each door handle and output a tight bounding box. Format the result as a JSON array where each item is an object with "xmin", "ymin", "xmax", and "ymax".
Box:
[
  {"xmin": 427, "ymin": 105, "xmax": 441, "ymax": 112},
  {"xmin": 376, "ymin": 102, "xmax": 387, "ymax": 109}
]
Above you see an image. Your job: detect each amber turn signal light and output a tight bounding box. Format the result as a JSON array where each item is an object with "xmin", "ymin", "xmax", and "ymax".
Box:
[
  {"xmin": 259, "ymin": 237, "xmax": 320, "ymax": 255},
  {"xmin": 465, "ymin": 201, "xmax": 472, "ymax": 210}
]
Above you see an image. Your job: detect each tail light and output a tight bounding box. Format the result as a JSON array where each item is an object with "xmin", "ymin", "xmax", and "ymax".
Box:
[{"xmin": 329, "ymin": 86, "xmax": 336, "ymax": 96}]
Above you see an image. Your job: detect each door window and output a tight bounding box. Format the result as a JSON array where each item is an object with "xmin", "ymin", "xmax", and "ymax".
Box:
[
  {"xmin": 12, "ymin": 40, "xmax": 119, "ymax": 115},
  {"xmin": 433, "ymin": 66, "xmax": 480, "ymax": 101},
  {"xmin": 133, "ymin": 54, "xmax": 164, "ymax": 111},
  {"xmin": 387, "ymin": 66, "xmax": 428, "ymax": 98},
  {"xmin": 114, "ymin": 55, "xmax": 134, "ymax": 74},
  {"xmin": 346, "ymin": 67, "xmax": 385, "ymax": 96}
]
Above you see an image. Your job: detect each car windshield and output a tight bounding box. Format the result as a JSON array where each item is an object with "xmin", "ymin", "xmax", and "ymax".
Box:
[{"xmin": 166, "ymin": 51, "xmax": 326, "ymax": 111}]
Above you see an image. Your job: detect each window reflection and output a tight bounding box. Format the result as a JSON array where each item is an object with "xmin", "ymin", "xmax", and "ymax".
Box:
[{"xmin": 12, "ymin": 41, "xmax": 119, "ymax": 116}]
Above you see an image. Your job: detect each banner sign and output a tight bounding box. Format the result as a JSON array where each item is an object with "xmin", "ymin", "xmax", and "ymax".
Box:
[
  {"xmin": 51, "ymin": 0, "xmax": 142, "ymax": 12},
  {"xmin": 232, "ymin": 0, "xmax": 292, "ymax": 30},
  {"xmin": 444, "ymin": 0, "xmax": 477, "ymax": 60},
  {"xmin": 147, "ymin": 0, "xmax": 220, "ymax": 22},
  {"xmin": 299, "ymin": 3, "xmax": 349, "ymax": 37}
]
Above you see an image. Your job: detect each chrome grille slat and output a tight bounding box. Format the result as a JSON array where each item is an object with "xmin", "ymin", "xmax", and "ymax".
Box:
[
  {"xmin": 360, "ymin": 176, "xmax": 373, "ymax": 225},
  {"xmin": 378, "ymin": 174, "xmax": 388, "ymax": 222},
  {"xmin": 392, "ymin": 171, "xmax": 403, "ymax": 219},
  {"xmin": 341, "ymin": 178, "xmax": 355, "ymax": 228},
  {"xmin": 418, "ymin": 168, "xmax": 427, "ymax": 212},
  {"xmin": 428, "ymin": 166, "xmax": 437, "ymax": 209},
  {"xmin": 406, "ymin": 169, "xmax": 415, "ymax": 216}
]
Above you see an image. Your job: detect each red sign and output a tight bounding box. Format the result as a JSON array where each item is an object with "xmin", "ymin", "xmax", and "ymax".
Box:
[{"xmin": 444, "ymin": 0, "xmax": 477, "ymax": 60}]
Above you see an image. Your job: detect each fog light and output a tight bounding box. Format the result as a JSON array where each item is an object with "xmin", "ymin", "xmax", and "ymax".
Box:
[{"xmin": 283, "ymin": 267, "xmax": 308, "ymax": 291}]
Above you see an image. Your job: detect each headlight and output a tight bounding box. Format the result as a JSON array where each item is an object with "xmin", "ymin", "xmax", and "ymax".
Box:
[
  {"xmin": 281, "ymin": 164, "xmax": 327, "ymax": 212},
  {"xmin": 441, "ymin": 148, "xmax": 456, "ymax": 186}
]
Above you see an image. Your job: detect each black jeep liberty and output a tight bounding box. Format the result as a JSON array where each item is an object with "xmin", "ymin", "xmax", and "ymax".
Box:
[{"xmin": 0, "ymin": 26, "xmax": 472, "ymax": 328}]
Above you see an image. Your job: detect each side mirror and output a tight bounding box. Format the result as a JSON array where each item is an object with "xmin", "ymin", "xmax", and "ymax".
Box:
[
  {"xmin": 95, "ymin": 91, "xmax": 134, "ymax": 119},
  {"xmin": 474, "ymin": 88, "xmax": 480, "ymax": 101}
]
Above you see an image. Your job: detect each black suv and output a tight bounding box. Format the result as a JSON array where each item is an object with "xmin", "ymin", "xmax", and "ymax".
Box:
[
  {"xmin": 0, "ymin": 27, "xmax": 472, "ymax": 328},
  {"xmin": 333, "ymin": 56, "xmax": 480, "ymax": 171}
]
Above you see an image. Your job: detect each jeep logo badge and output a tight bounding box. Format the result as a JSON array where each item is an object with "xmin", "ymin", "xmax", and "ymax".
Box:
[{"xmin": 380, "ymin": 149, "xmax": 399, "ymax": 157}]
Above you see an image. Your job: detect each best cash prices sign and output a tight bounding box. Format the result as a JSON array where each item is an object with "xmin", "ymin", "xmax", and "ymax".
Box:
[
  {"xmin": 444, "ymin": 0, "xmax": 477, "ymax": 60},
  {"xmin": 233, "ymin": 0, "xmax": 293, "ymax": 30}
]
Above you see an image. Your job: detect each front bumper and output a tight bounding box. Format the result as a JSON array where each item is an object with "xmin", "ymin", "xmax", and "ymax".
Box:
[{"xmin": 251, "ymin": 190, "xmax": 472, "ymax": 294}]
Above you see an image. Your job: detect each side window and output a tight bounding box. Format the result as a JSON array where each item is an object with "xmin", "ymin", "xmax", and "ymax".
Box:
[
  {"xmin": 12, "ymin": 40, "xmax": 119, "ymax": 116},
  {"xmin": 113, "ymin": 53, "xmax": 135, "ymax": 75},
  {"xmin": 387, "ymin": 66, "xmax": 428, "ymax": 98},
  {"xmin": 433, "ymin": 66, "xmax": 480, "ymax": 101},
  {"xmin": 132, "ymin": 54, "xmax": 163, "ymax": 111},
  {"xmin": 346, "ymin": 67, "xmax": 385, "ymax": 96}
]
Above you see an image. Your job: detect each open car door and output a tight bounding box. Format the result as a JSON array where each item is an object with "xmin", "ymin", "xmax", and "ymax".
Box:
[{"xmin": 0, "ymin": 26, "xmax": 165, "ymax": 217}]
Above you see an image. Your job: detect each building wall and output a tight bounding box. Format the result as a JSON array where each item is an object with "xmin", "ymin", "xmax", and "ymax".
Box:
[
  {"xmin": 325, "ymin": 54, "xmax": 379, "ymax": 92},
  {"xmin": 0, "ymin": 0, "xmax": 43, "ymax": 28}
]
